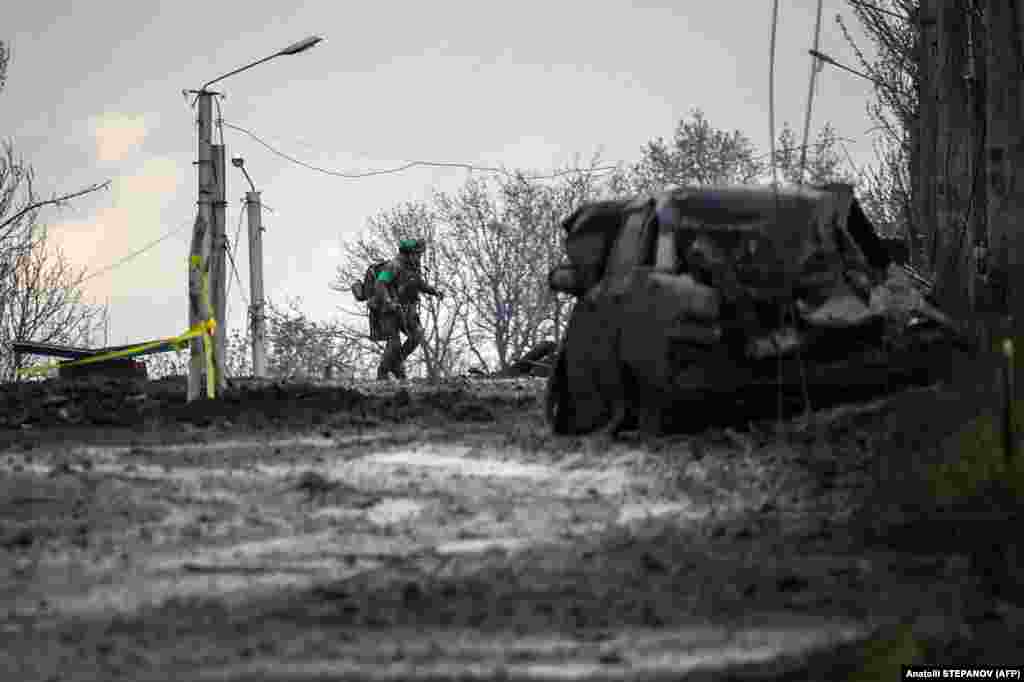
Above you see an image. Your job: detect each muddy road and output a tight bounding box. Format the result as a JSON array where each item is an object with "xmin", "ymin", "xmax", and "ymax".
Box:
[{"xmin": 0, "ymin": 376, "xmax": 1020, "ymax": 680}]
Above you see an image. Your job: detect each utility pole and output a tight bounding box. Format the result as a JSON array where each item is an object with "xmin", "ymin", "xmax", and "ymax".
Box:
[
  {"xmin": 212, "ymin": 143, "xmax": 228, "ymax": 391},
  {"xmin": 186, "ymin": 35, "xmax": 323, "ymax": 394},
  {"xmin": 188, "ymin": 91, "xmax": 217, "ymax": 402},
  {"xmin": 232, "ymin": 156, "xmax": 267, "ymax": 378},
  {"xmin": 246, "ymin": 190, "xmax": 267, "ymax": 377}
]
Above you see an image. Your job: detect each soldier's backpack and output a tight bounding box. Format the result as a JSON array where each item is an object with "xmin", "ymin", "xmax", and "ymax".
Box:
[{"xmin": 350, "ymin": 260, "xmax": 392, "ymax": 302}]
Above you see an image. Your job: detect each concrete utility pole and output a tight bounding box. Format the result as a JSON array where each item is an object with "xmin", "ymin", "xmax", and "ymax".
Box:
[
  {"xmin": 212, "ymin": 143, "xmax": 228, "ymax": 392},
  {"xmin": 246, "ymin": 189, "xmax": 267, "ymax": 378},
  {"xmin": 186, "ymin": 35, "xmax": 323, "ymax": 397},
  {"xmin": 188, "ymin": 91, "xmax": 217, "ymax": 402},
  {"xmin": 233, "ymin": 155, "xmax": 267, "ymax": 378}
]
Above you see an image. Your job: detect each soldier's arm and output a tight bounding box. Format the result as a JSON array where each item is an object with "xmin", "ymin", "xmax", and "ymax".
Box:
[{"xmin": 419, "ymin": 280, "xmax": 442, "ymax": 298}]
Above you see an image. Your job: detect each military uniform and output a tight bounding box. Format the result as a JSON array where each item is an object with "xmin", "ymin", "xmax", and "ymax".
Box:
[{"xmin": 372, "ymin": 240, "xmax": 442, "ymax": 380}]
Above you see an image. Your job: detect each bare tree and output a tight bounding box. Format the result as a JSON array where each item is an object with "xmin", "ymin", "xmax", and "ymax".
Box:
[
  {"xmin": 331, "ymin": 200, "xmax": 466, "ymax": 380},
  {"xmin": 432, "ymin": 164, "xmax": 611, "ymax": 373},
  {"xmin": 433, "ymin": 178, "xmax": 540, "ymax": 373},
  {"xmin": 0, "ymin": 142, "xmax": 110, "ymax": 251},
  {"xmin": 499, "ymin": 158, "xmax": 613, "ymax": 342},
  {"xmin": 0, "ymin": 227, "xmax": 104, "ymax": 380},
  {"xmin": 0, "ymin": 141, "xmax": 110, "ymax": 380},
  {"xmin": 0, "ymin": 40, "xmax": 8, "ymax": 95},
  {"xmin": 1, "ymin": 45, "xmax": 111, "ymax": 378},
  {"xmin": 838, "ymin": 1, "xmax": 923, "ymax": 265},
  {"xmin": 772, "ymin": 122, "xmax": 855, "ymax": 185},
  {"xmin": 856, "ymin": 137, "xmax": 914, "ymax": 239},
  {"xmin": 608, "ymin": 109, "xmax": 765, "ymax": 195},
  {"xmin": 263, "ymin": 297, "xmax": 362, "ymax": 381},
  {"xmin": 608, "ymin": 110, "xmax": 851, "ymax": 197}
]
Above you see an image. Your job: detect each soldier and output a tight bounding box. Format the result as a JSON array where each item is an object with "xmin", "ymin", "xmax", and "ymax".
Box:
[{"xmin": 371, "ymin": 238, "xmax": 444, "ymax": 380}]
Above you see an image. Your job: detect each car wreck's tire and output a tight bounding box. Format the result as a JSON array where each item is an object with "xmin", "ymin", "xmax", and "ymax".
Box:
[{"xmin": 545, "ymin": 345, "xmax": 570, "ymax": 434}]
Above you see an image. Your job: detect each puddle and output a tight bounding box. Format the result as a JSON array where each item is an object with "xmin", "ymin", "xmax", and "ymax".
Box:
[
  {"xmin": 53, "ymin": 572, "xmax": 320, "ymax": 615},
  {"xmin": 0, "ymin": 432, "xmax": 399, "ymax": 472},
  {"xmin": 435, "ymin": 537, "xmax": 529, "ymax": 555},
  {"xmin": 76, "ymin": 434, "xmax": 361, "ymax": 457},
  {"xmin": 0, "ymin": 459, "xmax": 275, "ymax": 485},
  {"xmin": 147, "ymin": 532, "xmax": 421, "ymax": 576},
  {"xmin": 311, "ymin": 506, "xmax": 364, "ymax": 522},
  {"xmin": 617, "ymin": 502, "xmax": 709, "ymax": 525},
  {"xmin": 556, "ymin": 470, "xmax": 633, "ymax": 498},
  {"xmin": 365, "ymin": 498, "xmax": 425, "ymax": 525},
  {"xmin": 151, "ymin": 531, "xmax": 339, "ymax": 568},
  {"xmin": 365, "ymin": 447, "xmax": 554, "ymax": 480}
]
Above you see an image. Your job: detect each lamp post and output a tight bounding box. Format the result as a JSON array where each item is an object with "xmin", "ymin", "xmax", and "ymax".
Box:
[
  {"xmin": 185, "ymin": 36, "xmax": 322, "ymax": 401},
  {"xmin": 231, "ymin": 157, "xmax": 267, "ymax": 379}
]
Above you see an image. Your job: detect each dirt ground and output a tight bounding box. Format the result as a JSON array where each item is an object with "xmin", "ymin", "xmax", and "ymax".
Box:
[{"xmin": 0, "ymin": 375, "xmax": 1021, "ymax": 681}]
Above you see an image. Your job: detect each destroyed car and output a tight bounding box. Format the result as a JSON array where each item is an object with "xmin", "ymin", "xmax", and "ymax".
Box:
[{"xmin": 545, "ymin": 183, "xmax": 966, "ymax": 435}]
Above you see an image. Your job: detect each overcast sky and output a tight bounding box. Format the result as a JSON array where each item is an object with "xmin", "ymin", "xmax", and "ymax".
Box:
[{"xmin": 3, "ymin": 0, "xmax": 877, "ymax": 348}]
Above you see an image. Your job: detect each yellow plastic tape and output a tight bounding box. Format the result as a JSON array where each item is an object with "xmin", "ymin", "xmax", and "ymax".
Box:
[
  {"xmin": 192, "ymin": 254, "xmax": 217, "ymax": 399},
  {"xmin": 15, "ymin": 320, "xmax": 215, "ymax": 379},
  {"xmin": 17, "ymin": 251, "xmax": 220, "ymax": 396}
]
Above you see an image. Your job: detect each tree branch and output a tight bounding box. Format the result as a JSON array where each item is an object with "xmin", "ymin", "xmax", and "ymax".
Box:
[{"xmin": 0, "ymin": 180, "xmax": 111, "ymax": 233}]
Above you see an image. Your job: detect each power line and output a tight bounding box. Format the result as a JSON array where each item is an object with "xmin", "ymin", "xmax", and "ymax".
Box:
[
  {"xmin": 80, "ymin": 220, "xmax": 192, "ymax": 284},
  {"xmin": 768, "ymin": 0, "xmax": 780, "ymax": 188},
  {"xmin": 225, "ymin": 235, "xmax": 250, "ymax": 310},
  {"xmin": 226, "ymin": 202, "xmax": 245, "ymax": 302},
  {"xmin": 798, "ymin": 0, "xmax": 825, "ymax": 182},
  {"xmin": 220, "ymin": 121, "xmax": 620, "ymax": 181}
]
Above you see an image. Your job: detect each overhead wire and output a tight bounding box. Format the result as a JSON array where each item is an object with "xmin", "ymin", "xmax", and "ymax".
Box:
[
  {"xmin": 220, "ymin": 121, "xmax": 620, "ymax": 181},
  {"xmin": 224, "ymin": 234, "xmax": 251, "ymax": 335},
  {"xmin": 80, "ymin": 220, "xmax": 193, "ymax": 284},
  {"xmin": 798, "ymin": 0, "xmax": 826, "ymax": 183},
  {"xmin": 214, "ymin": 95, "xmax": 226, "ymax": 146},
  {"xmin": 226, "ymin": 200, "xmax": 245, "ymax": 302},
  {"xmin": 226, "ymin": 246, "xmax": 249, "ymax": 309},
  {"xmin": 790, "ymin": 0, "xmax": 823, "ymax": 425},
  {"xmin": 768, "ymin": 0, "xmax": 788, "ymax": 428},
  {"xmin": 768, "ymin": 0, "xmax": 780, "ymax": 191}
]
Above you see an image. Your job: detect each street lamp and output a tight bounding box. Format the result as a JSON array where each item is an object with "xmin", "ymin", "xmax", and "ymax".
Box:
[
  {"xmin": 230, "ymin": 156, "xmax": 267, "ymax": 379},
  {"xmin": 185, "ymin": 36, "xmax": 323, "ymax": 401},
  {"xmin": 232, "ymin": 157, "xmax": 256, "ymax": 193},
  {"xmin": 200, "ymin": 35, "xmax": 324, "ymax": 92}
]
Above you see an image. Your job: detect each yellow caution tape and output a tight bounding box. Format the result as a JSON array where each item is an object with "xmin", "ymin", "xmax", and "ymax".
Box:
[
  {"xmin": 192, "ymin": 253, "xmax": 217, "ymax": 399},
  {"xmin": 17, "ymin": 252, "xmax": 220, "ymax": 402},
  {"xmin": 15, "ymin": 319, "xmax": 215, "ymax": 379}
]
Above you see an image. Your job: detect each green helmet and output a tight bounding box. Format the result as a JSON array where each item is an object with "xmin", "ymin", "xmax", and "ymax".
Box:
[{"xmin": 398, "ymin": 238, "xmax": 425, "ymax": 254}]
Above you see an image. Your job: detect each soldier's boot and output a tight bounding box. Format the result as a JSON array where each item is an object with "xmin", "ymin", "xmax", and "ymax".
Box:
[
  {"xmin": 398, "ymin": 324, "xmax": 423, "ymax": 377},
  {"xmin": 379, "ymin": 335, "xmax": 403, "ymax": 380}
]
